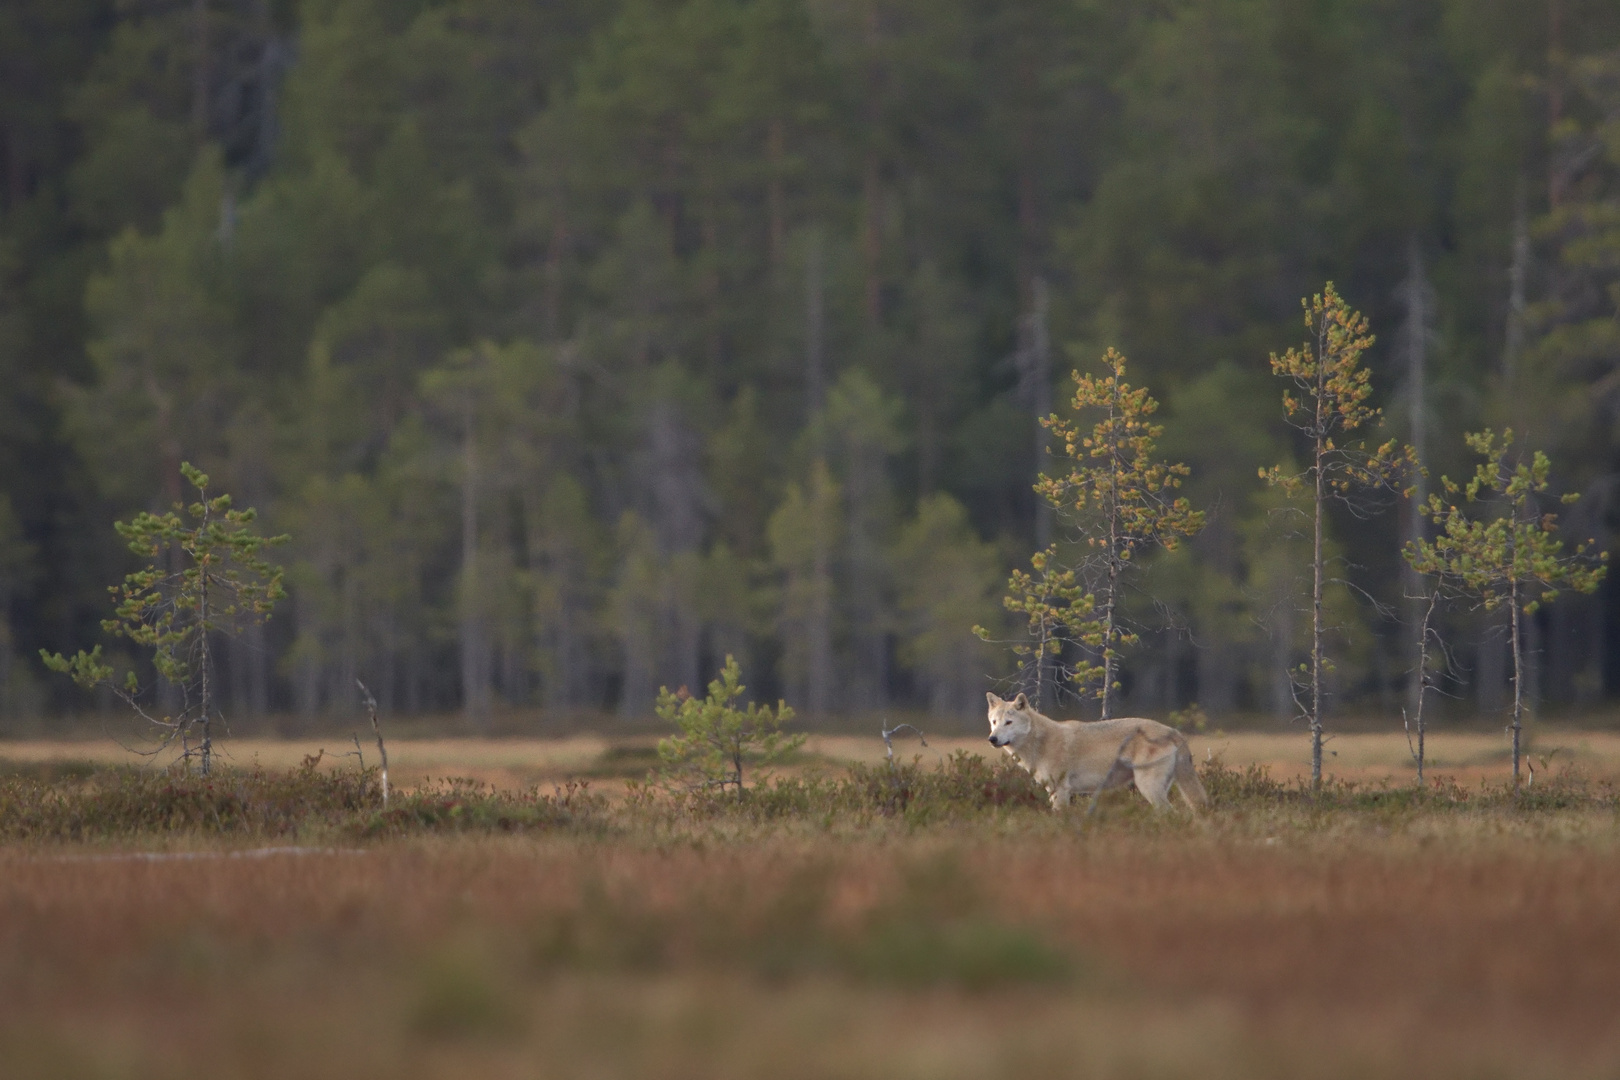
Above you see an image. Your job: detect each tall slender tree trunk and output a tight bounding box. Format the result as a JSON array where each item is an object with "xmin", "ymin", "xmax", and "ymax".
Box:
[
  {"xmin": 808, "ymin": 519, "xmax": 834, "ymax": 718},
  {"xmin": 196, "ymin": 519, "xmax": 213, "ymax": 776},
  {"xmin": 1017, "ymin": 283, "xmax": 1056, "ymax": 709},
  {"xmin": 1411, "ymin": 589, "xmax": 1439, "ymax": 785},
  {"xmin": 861, "ymin": 156, "xmax": 881, "ymax": 325},
  {"xmin": 543, "ymin": 216, "xmax": 568, "ymax": 341},
  {"xmin": 804, "ymin": 233, "xmax": 833, "ymax": 718},
  {"xmin": 1100, "ymin": 556, "xmax": 1120, "ymax": 720},
  {"xmin": 860, "ymin": 8, "xmax": 883, "ymax": 327},
  {"xmin": 766, "ymin": 117, "xmax": 785, "ymax": 268},
  {"xmin": 1504, "ymin": 179, "xmax": 1529, "ymax": 380},
  {"xmin": 192, "ymin": 0, "xmax": 210, "ymax": 142},
  {"xmin": 460, "ymin": 404, "xmax": 490, "ymax": 727},
  {"xmin": 1510, "ymin": 576, "xmax": 1524, "ymax": 788},
  {"xmin": 1547, "ymin": 0, "xmax": 1566, "ymax": 208},
  {"xmin": 1311, "ymin": 382, "xmax": 1327, "ymax": 790},
  {"xmin": 805, "ymin": 229, "xmax": 825, "ymax": 420},
  {"xmin": 1099, "ymin": 426, "xmax": 1122, "ymax": 720},
  {"xmin": 1403, "ymin": 238, "xmax": 1430, "ymax": 721},
  {"xmin": 701, "ymin": 202, "xmax": 722, "ymax": 374}
]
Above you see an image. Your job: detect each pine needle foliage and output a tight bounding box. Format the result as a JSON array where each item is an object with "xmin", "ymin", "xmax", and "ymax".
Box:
[
  {"xmin": 1404, "ymin": 429, "xmax": 1607, "ymax": 788},
  {"xmin": 655, "ymin": 655, "xmax": 802, "ymax": 796},
  {"xmin": 985, "ymin": 349, "xmax": 1202, "ymax": 717},
  {"xmin": 41, "ymin": 463, "xmax": 287, "ymax": 775},
  {"xmin": 984, "ymin": 548, "xmax": 1094, "ymax": 707},
  {"xmin": 1262, "ymin": 285, "xmax": 1417, "ymax": 789}
]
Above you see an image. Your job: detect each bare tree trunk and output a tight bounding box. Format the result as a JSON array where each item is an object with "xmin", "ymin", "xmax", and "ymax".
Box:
[
  {"xmin": 1311, "ymin": 379, "xmax": 1327, "ymax": 790},
  {"xmin": 460, "ymin": 405, "xmax": 491, "ymax": 728},
  {"xmin": 1099, "ymin": 529, "xmax": 1120, "ymax": 720},
  {"xmin": 192, "ymin": 0, "xmax": 210, "ymax": 142},
  {"xmin": 1017, "ymin": 279, "xmax": 1054, "ymax": 711},
  {"xmin": 1402, "ymin": 237, "xmax": 1431, "ymax": 721},
  {"xmin": 358, "ymin": 680, "xmax": 389, "ymax": 807},
  {"xmin": 807, "ymin": 530, "xmax": 834, "ymax": 718},
  {"xmin": 1547, "ymin": 0, "xmax": 1566, "ymax": 208},
  {"xmin": 197, "ymin": 534, "xmax": 213, "ymax": 776},
  {"xmin": 1510, "ymin": 577, "xmax": 1524, "ymax": 788},
  {"xmin": 1410, "ymin": 589, "xmax": 1439, "ymax": 785},
  {"xmin": 805, "ymin": 229, "xmax": 825, "ymax": 419},
  {"xmin": 805, "ymin": 234, "xmax": 833, "ymax": 719},
  {"xmin": 0, "ymin": 591, "xmax": 12, "ymax": 721},
  {"xmin": 1504, "ymin": 179, "xmax": 1529, "ymax": 381},
  {"xmin": 767, "ymin": 117, "xmax": 785, "ymax": 268},
  {"xmin": 860, "ymin": 7, "xmax": 883, "ymax": 327},
  {"xmin": 543, "ymin": 216, "xmax": 567, "ymax": 341}
]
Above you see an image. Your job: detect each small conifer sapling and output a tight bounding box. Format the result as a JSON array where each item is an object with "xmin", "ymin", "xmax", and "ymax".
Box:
[
  {"xmin": 655, "ymin": 655, "xmax": 802, "ymax": 796},
  {"xmin": 42, "ymin": 463, "xmax": 287, "ymax": 774},
  {"xmin": 1263, "ymin": 284, "xmax": 1417, "ymax": 790},
  {"xmin": 983, "ymin": 349, "xmax": 1203, "ymax": 718},
  {"xmin": 1404, "ymin": 430, "xmax": 1606, "ymax": 788}
]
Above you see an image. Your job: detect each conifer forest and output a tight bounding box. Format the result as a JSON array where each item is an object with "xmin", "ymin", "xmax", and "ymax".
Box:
[{"xmin": 3, "ymin": 0, "xmax": 1620, "ymax": 729}]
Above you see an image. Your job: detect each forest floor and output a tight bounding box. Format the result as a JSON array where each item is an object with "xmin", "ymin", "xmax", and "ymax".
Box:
[{"xmin": 2, "ymin": 729, "xmax": 1619, "ymax": 1079}]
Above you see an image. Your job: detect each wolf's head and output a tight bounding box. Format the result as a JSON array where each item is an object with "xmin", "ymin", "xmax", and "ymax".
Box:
[{"xmin": 986, "ymin": 692, "xmax": 1034, "ymax": 748}]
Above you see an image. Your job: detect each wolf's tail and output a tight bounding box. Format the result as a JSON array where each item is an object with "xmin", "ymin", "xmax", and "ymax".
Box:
[{"xmin": 1173, "ymin": 740, "xmax": 1209, "ymax": 811}]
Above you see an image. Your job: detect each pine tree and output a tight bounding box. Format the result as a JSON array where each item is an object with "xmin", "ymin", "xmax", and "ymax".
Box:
[
  {"xmin": 656, "ymin": 655, "xmax": 800, "ymax": 797},
  {"xmin": 990, "ymin": 349, "xmax": 1203, "ymax": 717},
  {"xmin": 1263, "ymin": 284, "xmax": 1417, "ymax": 790},
  {"xmin": 1404, "ymin": 429, "xmax": 1607, "ymax": 788},
  {"xmin": 42, "ymin": 463, "xmax": 285, "ymax": 773}
]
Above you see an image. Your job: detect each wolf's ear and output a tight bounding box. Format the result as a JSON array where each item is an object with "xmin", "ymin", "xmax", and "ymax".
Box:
[
  {"xmin": 1012, "ymin": 692, "xmax": 1029, "ymax": 710},
  {"xmin": 986, "ymin": 691, "xmax": 1001, "ymax": 707}
]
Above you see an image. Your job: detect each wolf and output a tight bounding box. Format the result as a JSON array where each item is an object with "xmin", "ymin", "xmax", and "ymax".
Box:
[{"xmin": 986, "ymin": 692, "xmax": 1208, "ymax": 813}]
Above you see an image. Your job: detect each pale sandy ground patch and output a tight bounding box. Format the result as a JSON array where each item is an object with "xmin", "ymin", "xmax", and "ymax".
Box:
[{"xmin": 6, "ymin": 726, "xmax": 1620, "ymax": 789}]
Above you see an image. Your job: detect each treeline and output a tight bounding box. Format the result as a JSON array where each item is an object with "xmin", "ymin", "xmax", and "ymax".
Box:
[{"xmin": 1, "ymin": 0, "xmax": 1618, "ymax": 725}]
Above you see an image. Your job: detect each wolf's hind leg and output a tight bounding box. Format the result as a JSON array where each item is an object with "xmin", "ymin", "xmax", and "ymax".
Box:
[
  {"xmin": 1173, "ymin": 745, "xmax": 1208, "ymax": 810},
  {"xmin": 1131, "ymin": 756, "xmax": 1177, "ymax": 810}
]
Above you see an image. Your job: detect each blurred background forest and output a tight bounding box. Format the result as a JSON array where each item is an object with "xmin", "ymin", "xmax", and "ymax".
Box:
[{"xmin": 1, "ymin": 0, "xmax": 1619, "ymax": 730}]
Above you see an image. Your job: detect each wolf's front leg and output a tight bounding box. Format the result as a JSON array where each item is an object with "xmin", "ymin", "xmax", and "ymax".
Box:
[{"xmin": 1049, "ymin": 782, "xmax": 1075, "ymax": 811}]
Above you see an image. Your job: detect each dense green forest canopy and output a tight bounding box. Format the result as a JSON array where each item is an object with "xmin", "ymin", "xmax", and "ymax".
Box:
[{"xmin": 1, "ymin": 0, "xmax": 1618, "ymax": 726}]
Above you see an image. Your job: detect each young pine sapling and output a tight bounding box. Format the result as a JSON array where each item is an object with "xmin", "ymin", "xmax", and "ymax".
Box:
[
  {"xmin": 1262, "ymin": 284, "xmax": 1416, "ymax": 790},
  {"xmin": 983, "ymin": 349, "xmax": 1203, "ymax": 718},
  {"xmin": 42, "ymin": 463, "xmax": 287, "ymax": 774},
  {"xmin": 655, "ymin": 655, "xmax": 802, "ymax": 796},
  {"xmin": 1403, "ymin": 430, "xmax": 1606, "ymax": 788}
]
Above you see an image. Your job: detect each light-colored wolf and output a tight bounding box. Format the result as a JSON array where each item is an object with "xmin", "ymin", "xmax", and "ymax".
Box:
[{"xmin": 986, "ymin": 692, "xmax": 1208, "ymax": 813}]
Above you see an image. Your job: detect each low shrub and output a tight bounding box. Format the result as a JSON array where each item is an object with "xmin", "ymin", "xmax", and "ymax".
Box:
[
  {"xmin": 0, "ymin": 765, "xmax": 604, "ymax": 842},
  {"xmin": 1, "ymin": 748, "xmax": 1614, "ymax": 845}
]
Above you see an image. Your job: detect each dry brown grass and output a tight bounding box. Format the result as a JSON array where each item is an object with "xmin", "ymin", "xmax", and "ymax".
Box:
[
  {"xmin": 9, "ymin": 725, "xmax": 1620, "ymax": 791},
  {"xmin": 4, "ymin": 728, "xmax": 1620, "ymax": 1077},
  {"xmin": 4, "ymin": 808, "xmax": 1620, "ymax": 1079}
]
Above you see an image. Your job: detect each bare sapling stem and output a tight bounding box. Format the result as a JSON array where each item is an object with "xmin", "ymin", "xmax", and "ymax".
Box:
[
  {"xmin": 357, "ymin": 679, "xmax": 389, "ymax": 807},
  {"xmin": 880, "ymin": 721, "xmax": 928, "ymax": 768},
  {"xmin": 1405, "ymin": 589, "xmax": 1440, "ymax": 785},
  {"xmin": 1405, "ymin": 428, "xmax": 1606, "ymax": 797},
  {"xmin": 1264, "ymin": 286, "xmax": 1416, "ymax": 794},
  {"xmin": 1509, "ymin": 579, "xmax": 1522, "ymax": 790},
  {"xmin": 1311, "ymin": 360, "xmax": 1326, "ymax": 791}
]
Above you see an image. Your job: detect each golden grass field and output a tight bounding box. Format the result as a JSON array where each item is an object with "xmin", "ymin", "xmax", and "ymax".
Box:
[
  {"xmin": 4, "ymin": 726, "xmax": 1620, "ymax": 1079},
  {"xmin": 6, "ymin": 725, "xmax": 1620, "ymax": 789}
]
